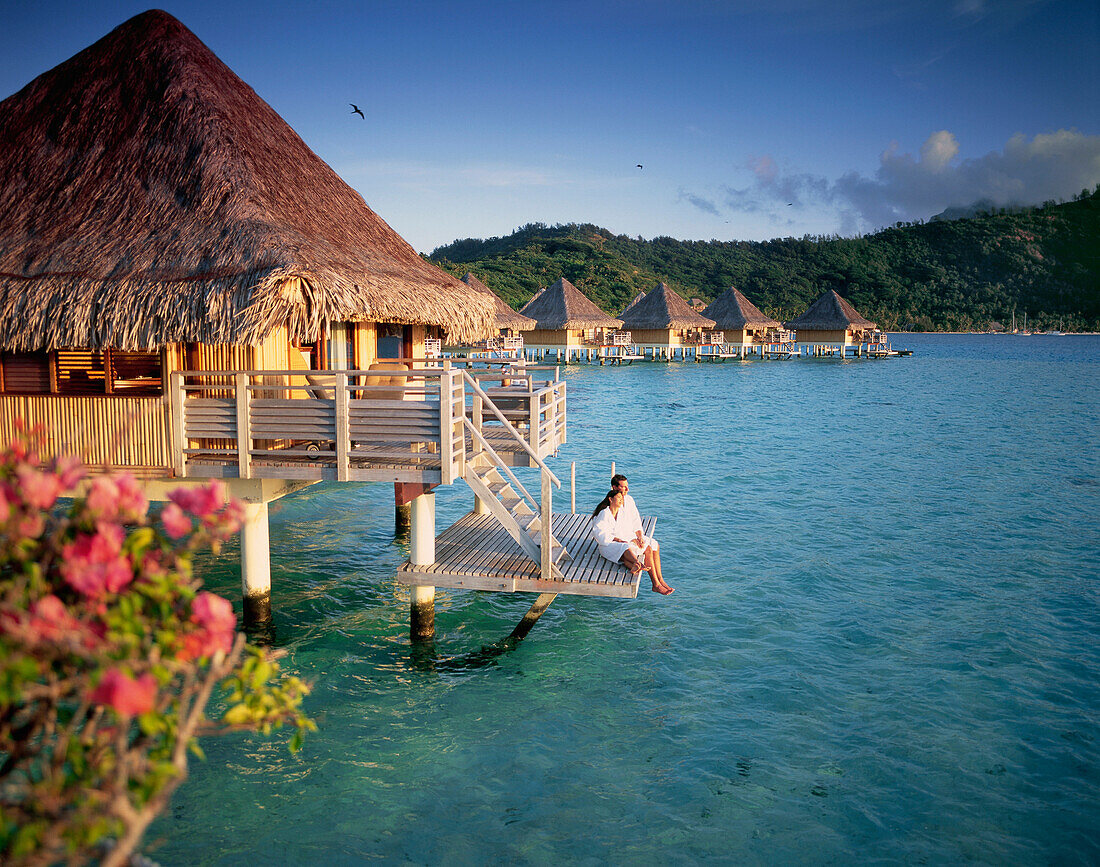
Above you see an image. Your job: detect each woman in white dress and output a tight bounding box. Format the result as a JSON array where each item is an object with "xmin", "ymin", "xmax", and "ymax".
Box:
[{"xmin": 591, "ymin": 490, "xmax": 673, "ymax": 595}]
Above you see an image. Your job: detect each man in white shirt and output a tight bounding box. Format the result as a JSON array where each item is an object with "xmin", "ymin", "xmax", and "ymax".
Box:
[{"xmin": 611, "ymin": 474, "xmax": 672, "ymax": 594}]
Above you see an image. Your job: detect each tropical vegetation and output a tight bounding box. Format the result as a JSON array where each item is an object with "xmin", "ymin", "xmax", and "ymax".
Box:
[{"xmin": 430, "ymin": 186, "xmax": 1100, "ymax": 332}]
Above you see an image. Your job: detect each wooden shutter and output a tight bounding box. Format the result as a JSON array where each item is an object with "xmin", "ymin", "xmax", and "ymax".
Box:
[
  {"xmin": 56, "ymin": 350, "xmax": 107, "ymax": 394},
  {"xmin": 0, "ymin": 352, "xmax": 51, "ymax": 393}
]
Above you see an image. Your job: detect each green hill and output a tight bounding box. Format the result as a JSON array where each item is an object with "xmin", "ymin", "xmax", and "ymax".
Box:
[{"xmin": 429, "ymin": 187, "xmax": 1100, "ymax": 332}]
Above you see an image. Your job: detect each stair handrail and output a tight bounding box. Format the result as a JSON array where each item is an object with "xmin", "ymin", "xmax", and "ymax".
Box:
[
  {"xmin": 462, "ymin": 371, "xmax": 561, "ymax": 489},
  {"xmin": 462, "ymin": 416, "xmax": 539, "ymax": 513}
]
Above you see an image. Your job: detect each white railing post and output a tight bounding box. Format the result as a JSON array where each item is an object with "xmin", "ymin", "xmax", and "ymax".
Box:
[
  {"xmin": 335, "ymin": 372, "xmax": 350, "ymax": 482},
  {"xmin": 541, "ymin": 467, "xmax": 552, "ymax": 579},
  {"xmin": 570, "ymin": 461, "xmax": 576, "ymax": 514},
  {"xmin": 170, "ymin": 371, "xmax": 186, "ymax": 477},
  {"xmin": 234, "ymin": 372, "xmax": 251, "ymax": 479},
  {"xmin": 529, "ymin": 388, "xmax": 541, "ymax": 453},
  {"xmin": 440, "ymin": 368, "xmax": 455, "ymax": 484}
]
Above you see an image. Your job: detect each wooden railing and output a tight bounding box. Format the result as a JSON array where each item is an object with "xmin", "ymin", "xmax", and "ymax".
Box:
[
  {"xmin": 0, "ymin": 394, "xmax": 171, "ymax": 474},
  {"xmin": 170, "ymin": 365, "xmax": 565, "ymax": 482},
  {"xmin": 465, "ymin": 366, "xmax": 566, "ymax": 457}
]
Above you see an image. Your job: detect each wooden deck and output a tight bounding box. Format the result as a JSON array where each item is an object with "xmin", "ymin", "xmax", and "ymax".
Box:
[{"xmin": 398, "ymin": 511, "xmax": 657, "ymax": 598}]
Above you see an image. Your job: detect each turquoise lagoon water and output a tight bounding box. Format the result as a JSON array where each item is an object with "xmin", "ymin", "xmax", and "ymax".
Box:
[{"xmin": 150, "ymin": 335, "xmax": 1100, "ymax": 865}]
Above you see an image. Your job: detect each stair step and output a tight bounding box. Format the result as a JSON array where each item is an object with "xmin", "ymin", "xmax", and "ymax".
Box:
[{"xmin": 519, "ymin": 514, "xmax": 539, "ymax": 533}]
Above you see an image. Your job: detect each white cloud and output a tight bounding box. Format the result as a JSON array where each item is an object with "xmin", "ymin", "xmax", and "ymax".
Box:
[{"xmin": 718, "ymin": 129, "xmax": 1100, "ymax": 231}]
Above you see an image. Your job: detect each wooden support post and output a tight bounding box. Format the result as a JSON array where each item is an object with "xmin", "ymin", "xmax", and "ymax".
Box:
[
  {"xmin": 509, "ymin": 593, "xmax": 558, "ymax": 641},
  {"xmin": 409, "ymin": 491, "xmax": 436, "ymax": 641},
  {"xmin": 241, "ymin": 501, "xmax": 272, "ymax": 627}
]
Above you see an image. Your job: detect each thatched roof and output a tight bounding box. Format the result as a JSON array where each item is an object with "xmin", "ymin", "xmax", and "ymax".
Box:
[
  {"xmin": 518, "ymin": 278, "xmax": 622, "ymax": 330},
  {"xmin": 460, "ymin": 273, "xmax": 535, "ymax": 332},
  {"xmin": 619, "ymin": 283, "xmax": 715, "ymax": 330},
  {"xmin": 785, "ymin": 289, "xmax": 877, "ymax": 331},
  {"xmin": 0, "ymin": 10, "xmax": 495, "ymax": 351},
  {"xmin": 619, "ymin": 291, "xmax": 646, "ymax": 317},
  {"xmin": 703, "ymin": 286, "xmax": 780, "ymax": 330}
]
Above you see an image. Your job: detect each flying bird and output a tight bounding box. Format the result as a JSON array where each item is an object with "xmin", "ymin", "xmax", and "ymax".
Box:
[
  {"xmin": 636, "ymin": 164, "xmax": 643, "ymax": 169},
  {"xmin": 350, "ymin": 103, "xmax": 365, "ymax": 119}
]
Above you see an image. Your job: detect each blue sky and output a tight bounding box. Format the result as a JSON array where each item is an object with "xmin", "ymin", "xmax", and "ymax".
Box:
[{"xmin": 2, "ymin": 0, "xmax": 1098, "ymax": 252}]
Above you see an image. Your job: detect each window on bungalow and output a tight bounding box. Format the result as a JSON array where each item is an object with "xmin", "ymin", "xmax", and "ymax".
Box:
[
  {"xmin": 0, "ymin": 351, "xmax": 51, "ymax": 394},
  {"xmin": 55, "ymin": 349, "xmax": 163, "ymax": 396},
  {"xmin": 326, "ymin": 322, "xmax": 356, "ymax": 369}
]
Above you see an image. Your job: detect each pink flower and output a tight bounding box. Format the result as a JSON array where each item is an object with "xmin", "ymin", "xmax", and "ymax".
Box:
[
  {"xmin": 186, "ymin": 591, "xmax": 236, "ymax": 657},
  {"xmin": 61, "ymin": 523, "xmax": 133, "ymax": 598},
  {"xmin": 114, "ymin": 474, "xmax": 148, "ymax": 523},
  {"xmin": 28, "ymin": 595, "xmax": 84, "ymax": 642},
  {"xmin": 16, "ymin": 513, "xmax": 45, "ymax": 540},
  {"xmin": 160, "ymin": 502, "xmax": 191, "ymax": 539},
  {"xmin": 15, "ymin": 465, "xmax": 61, "ymax": 510},
  {"xmin": 53, "ymin": 454, "xmax": 86, "ymax": 491},
  {"xmin": 89, "ymin": 668, "xmax": 157, "ymax": 718},
  {"xmin": 168, "ymin": 481, "xmax": 226, "ymax": 519},
  {"xmin": 83, "ymin": 473, "xmax": 148, "ymax": 524},
  {"xmin": 0, "ymin": 486, "xmax": 10, "ymax": 523},
  {"xmin": 83, "ymin": 476, "xmax": 119, "ymax": 521}
]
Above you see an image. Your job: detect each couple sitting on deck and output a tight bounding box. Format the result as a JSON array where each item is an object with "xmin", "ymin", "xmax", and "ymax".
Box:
[{"xmin": 592, "ymin": 474, "xmax": 674, "ymax": 596}]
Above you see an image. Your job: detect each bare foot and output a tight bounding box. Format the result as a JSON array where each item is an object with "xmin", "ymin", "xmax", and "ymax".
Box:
[{"xmin": 651, "ymin": 581, "xmax": 674, "ymax": 595}]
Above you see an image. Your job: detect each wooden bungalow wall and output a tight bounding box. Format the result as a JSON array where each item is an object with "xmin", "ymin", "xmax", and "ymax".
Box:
[{"xmin": 794, "ymin": 329, "xmax": 853, "ymax": 345}]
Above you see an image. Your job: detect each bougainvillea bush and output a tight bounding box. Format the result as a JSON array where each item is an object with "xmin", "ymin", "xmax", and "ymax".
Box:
[{"xmin": 0, "ymin": 432, "xmax": 314, "ymax": 866}]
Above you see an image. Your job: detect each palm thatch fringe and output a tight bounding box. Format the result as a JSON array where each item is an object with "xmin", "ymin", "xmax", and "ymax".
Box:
[
  {"xmin": 785, "ymin": 289, "xmax": 877, "ymax": 331},
  {"xmin": 0, "ymin": 10, "xmax": 495, "ymax": 351},
  {"xmin": 619, "ymin": 283, "xmax": 715, "ymax": 330},
  {"xmin": 460, "ymin": 273, "xmax": 536, "ymax": 332},
  {"xmin": 703, "ymin": 286, "xmax": 780, "ymax": 331},
  {"xmin": 518, "ymin": 278, "xmax": 622, "ymax": 330}
]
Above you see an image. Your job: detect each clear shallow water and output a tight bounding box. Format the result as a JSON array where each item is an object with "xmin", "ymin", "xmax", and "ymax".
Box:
[{"xmin": 151, "ymin": 335, "xmax": 1100, "ymax": 865}]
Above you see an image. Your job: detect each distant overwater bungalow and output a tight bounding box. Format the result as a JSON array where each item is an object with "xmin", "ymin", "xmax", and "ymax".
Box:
[
  {"xmin": 786, "ymin": 289, "xmax": 892, "ymax": 358},
  {"xmin": 458, "ymin": 273, "xmax": 535, "ymax": 360},
  {"xmin": 0, "ymin": 11, "xmax": 639, "ymax": 639},
  {"xmin": 618, "ymin": 283, "xmax": 718, "ymax": 360},
  {"xmin": 518, "ymin": 277, "xmax": 623, "ymax": 362},
  {"xmin": 703, "ymin": 286, "xmax": 794, "ymax": 359}
]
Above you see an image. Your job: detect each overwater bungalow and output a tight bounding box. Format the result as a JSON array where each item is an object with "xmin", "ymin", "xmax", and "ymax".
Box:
[
  {"xmin": 618, "ymin": 283, "xmax": 716, "ymax": 360},
  {"xmin": 0, "ymin": 11, "xmax": 634, "ymax": 638},
  {"xmin": 518, "ymin": 277, "xmax": 623, "ymax": 362},
  {"xmin": 785, "ymin": 289, "xmax": 885, "ymax": 357},
  {"xmin": 703, "ymin": 286, "xmax": 793, "ymax": 359},
  {"xmin": 458, "ymin": 273, "xmax": 535, "ymax": 359}
]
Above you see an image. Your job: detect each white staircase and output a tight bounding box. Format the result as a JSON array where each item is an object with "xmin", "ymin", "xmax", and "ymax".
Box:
[{"xmin": 462, "ymin": 452, "xmax": 569, "ymax": 580}]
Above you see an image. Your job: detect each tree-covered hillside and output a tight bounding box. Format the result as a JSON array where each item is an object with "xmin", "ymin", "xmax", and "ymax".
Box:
[{"xmin": 429, "ymin": 187, "xmax": 1100, "ymax": 331}]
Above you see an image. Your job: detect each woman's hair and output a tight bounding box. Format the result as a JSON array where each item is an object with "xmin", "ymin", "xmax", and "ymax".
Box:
[{"xmin": 591, "ymin": 489, "xmax": 619, "ymax": 518}]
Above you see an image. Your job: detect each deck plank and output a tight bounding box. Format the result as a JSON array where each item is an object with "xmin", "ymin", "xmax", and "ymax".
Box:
[{"xmin": 397, "ymin": 511, "xmax": 645, "ymax": 598}]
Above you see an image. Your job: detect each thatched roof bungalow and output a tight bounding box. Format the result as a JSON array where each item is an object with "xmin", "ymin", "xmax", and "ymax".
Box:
[
  {"xmin": 619, "ymin": 283, "xmax": 715, "ymax": 349},
  {"xmin": 460, "ymin": 274, "xmax": 536, "ymax": 336},
  {"xmin": 703, "ymin": 287, "xmax": 783, "ymax": 346},
  {"xmin": 518, "ymin": 278, "xmax": 622, "ymax": 358},
  {"xmin": 0, "ymin": 10, "xmax": 496, "ymax": 473},
  {"xmin": 784, "ymin": 289, "xmax": 878, "ymax": 346}
]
